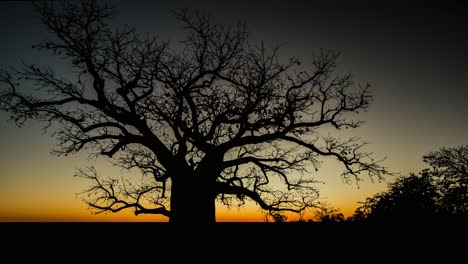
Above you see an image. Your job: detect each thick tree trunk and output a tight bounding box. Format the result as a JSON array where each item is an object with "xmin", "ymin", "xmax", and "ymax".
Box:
[{"xmin": 170, "ymin": 171, "xmax": 216, "ymax": 224}]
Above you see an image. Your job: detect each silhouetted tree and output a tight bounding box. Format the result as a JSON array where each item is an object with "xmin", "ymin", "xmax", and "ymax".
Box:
[
  {"xmin": 314, "ymin": 206, "xmax": 345, "ymax": 223},
  {"xmin": 423, "ymin": 144, "xmax": 468, "ymax": 216},
  {"xmin": 352, "ymin": 144, "xmax": 468, "ymax": 222},
  {"xmin": 268, "ymin": 212, "xmax": 288, "ymax": 223},
  {"xmin": 355, "ymin": 174, "xmax": 439, "ymax": 222},
  {"xmin": 0, "ymin": 0, "xmax": 388, "ymax": 223}
]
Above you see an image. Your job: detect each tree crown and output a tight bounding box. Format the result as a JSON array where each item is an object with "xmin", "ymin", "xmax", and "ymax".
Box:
[{"xmin": 0, "ymin": 0, "xmax": 390, "ymax": 220}]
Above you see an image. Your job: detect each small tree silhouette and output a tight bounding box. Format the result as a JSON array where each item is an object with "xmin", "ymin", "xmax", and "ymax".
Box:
[
  {"xmin": 314, "ymin": 206, "xmax": 345, "ymax": 223},
  {"xmin": 0, "ymin": 0, "xmax": 389, "ymax": 223},
  {"xmin": 270, "ymin": 212, "xmax": 288, "ymax": 223}
]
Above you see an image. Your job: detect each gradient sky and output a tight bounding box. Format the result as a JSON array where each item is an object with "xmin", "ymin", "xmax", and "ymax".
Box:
[{"xmin": 1, "ymin": 0, "xmax": 467, "ymax": 222}]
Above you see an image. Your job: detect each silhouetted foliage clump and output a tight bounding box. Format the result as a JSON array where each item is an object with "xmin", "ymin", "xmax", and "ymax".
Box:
[
  {"xmin": 351, "ymin": 144, "xmax": 468, "ymax": 223},
  {"xmin": 314, "ymin": 207, "xmax": 346, "ymax": 223},
  {"xmin": 269, "ymin": 212, "xmax": 288, "ymax": 223}
]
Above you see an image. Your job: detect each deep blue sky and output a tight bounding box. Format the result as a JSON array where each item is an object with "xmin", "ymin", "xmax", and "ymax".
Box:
[{"xmin": 1, "ymin": 0, "xmax": 467, "ymax": 220}]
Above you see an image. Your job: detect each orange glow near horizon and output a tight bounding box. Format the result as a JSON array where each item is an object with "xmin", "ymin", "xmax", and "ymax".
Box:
[
  {"xmin": 0, "ymin": 208, "xmax": 265, "ymax": 223},
  {"xmin": 0, "ymin": 198, "xmax": 357, "ymax": 222},
  {"xmin": 0, "ymin": 209, "xmax": 301, "ymax": 223}
]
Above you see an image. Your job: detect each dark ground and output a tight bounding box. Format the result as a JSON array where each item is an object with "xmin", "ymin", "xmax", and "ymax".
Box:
[{"xmin": 1, "ymin": 221, "xmax": 465, "ymax": 257}]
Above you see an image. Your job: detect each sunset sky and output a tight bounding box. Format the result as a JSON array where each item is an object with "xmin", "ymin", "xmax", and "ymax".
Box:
[{"xmin": 0, "ymin": 0, "xmax": 467, "ymax": 222}]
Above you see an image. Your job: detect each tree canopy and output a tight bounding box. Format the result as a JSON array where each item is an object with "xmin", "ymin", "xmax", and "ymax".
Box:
[
  {"xmin": 0, "ymin": 0, "xmax": 389, "ymax": 223},
  {"xmin": 351, "ymin": 144, "xmax": 467, "ymax": 222}
]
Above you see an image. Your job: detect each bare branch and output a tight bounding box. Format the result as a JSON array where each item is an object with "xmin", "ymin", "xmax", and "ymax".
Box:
[{"xmin": 75, "ymin": 167, "xmax": 171, "ymax": 218}]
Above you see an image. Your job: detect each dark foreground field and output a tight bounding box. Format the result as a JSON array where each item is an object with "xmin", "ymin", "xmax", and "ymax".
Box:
[
  {"xmin": 1, "ymin": 221, "xmax": 465, "ymax": 262},
  {"xmin": 2, "ymin": 221, "xmax": 465, "ymax": 241},
  {"xmin": 2, "ymin": 220, "xmax": 465, "ymax": 234}
]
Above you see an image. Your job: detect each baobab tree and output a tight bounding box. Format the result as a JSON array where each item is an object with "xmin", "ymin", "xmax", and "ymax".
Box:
[{"xmin": 0, "ymin": 0, "xmax": 389, "ymax": 223}]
